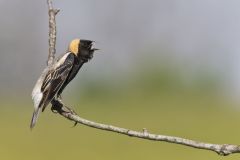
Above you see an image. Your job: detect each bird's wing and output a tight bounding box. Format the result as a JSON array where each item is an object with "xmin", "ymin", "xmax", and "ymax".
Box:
[
  {"xmin": 40, "ymin": 53, "xmax": 74, "ymax": 112},
  {"xmin": 57, "ymin": 62, "xmax": 83, "ymax": 96}
]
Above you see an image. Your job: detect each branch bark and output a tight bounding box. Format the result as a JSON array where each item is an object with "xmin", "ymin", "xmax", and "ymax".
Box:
[
  {"xmin": 47, "ymin": 0, "xmax": 240, "ymax": 156},
  {"xmin": 47, "ymin": 0, "xmax": 59, "ymax": 66},
  {"xmin": 50, "ymin": 99, "xmax": 240, "ymax": 156}
]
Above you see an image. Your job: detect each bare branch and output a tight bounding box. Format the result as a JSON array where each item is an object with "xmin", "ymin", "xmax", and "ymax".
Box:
[
  {"xmin": 51, "ymin": 99, "xmax": 240, "ymax": 156},
  {"xmin": 47, "ymin": 0, "xmax": 60, "ymax": 66},
  {"xmin": 46, "ymin": 0, "xmax": 240, "ymax": 157}
]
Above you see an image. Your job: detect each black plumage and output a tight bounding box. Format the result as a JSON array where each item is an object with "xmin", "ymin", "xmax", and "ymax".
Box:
[{"xmin": 57, "ymin": 40, "xmax": 95, "ymax": 97}]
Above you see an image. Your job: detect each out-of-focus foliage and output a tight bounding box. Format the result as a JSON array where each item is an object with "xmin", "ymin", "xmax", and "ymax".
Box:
[
  {"xmin": 0, "ymin": 1, "xmax": 240, "ymax": 160},
  {"xmin": 1, "ymin": 59, "xmax": 240, "ymax": 160}
]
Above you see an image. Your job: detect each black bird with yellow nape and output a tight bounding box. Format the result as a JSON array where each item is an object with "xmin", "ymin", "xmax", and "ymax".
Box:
[{"xmin": 30, "ymin": 39, "xmax": 98, "ymax": 129}]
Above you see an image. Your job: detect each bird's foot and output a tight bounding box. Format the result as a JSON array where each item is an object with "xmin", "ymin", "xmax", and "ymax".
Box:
[
  {"xmin": 50, "ymin": 98, "xmax": 63, "ymax": 113},
  {"xmin": 50, "ymin": 98, "xmax": 78, "ymax": 127},
  {"xmin": 62, "ymin": 105, "xmax": 78, "ymax": 127},
  {"xmin": 51, "ymin": 107, "xmax": 59, "ymax": 114},
  {"xmin": 62, "ymin": 105, "xmax": 77, "ymax": 115}
]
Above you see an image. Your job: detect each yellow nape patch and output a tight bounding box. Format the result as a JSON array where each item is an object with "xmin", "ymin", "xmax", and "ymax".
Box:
[{"xmin": 69, "ymin": 39, "xmax": 80, "ymax": 55}]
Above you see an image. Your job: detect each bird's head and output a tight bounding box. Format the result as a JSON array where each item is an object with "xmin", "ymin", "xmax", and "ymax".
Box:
[{"xmin": 68, "ymin": 39, "xmax": 98, "ymax": 62}]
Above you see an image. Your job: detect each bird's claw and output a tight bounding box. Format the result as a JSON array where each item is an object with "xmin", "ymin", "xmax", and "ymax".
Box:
[
  {"xmin": 72, "ymin": 121, "xmax": 78, "ymax": 127},
  {"xmin": 51, "ymin": 98, "xmax": 78, "ymax": 127},
  {"xmin": 51, "ymin": 107, "xmax": 59, "ymax": 114},
  {"xmin": 64, "ymin": 105, "xmax": 77, "ymax": 115},
  {"xmin": 51, "ymin": 104, "xmax": 60, "ymax": 114}
]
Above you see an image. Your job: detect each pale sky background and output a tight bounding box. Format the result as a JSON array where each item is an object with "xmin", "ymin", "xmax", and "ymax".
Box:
[{"xmin": 0, "ymin": 0, "xmax": 240, "ymax": 98}]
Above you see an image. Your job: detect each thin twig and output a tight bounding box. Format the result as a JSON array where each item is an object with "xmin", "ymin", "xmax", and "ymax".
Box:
[
  {"xmin": 47, "ymin": 0, "xmax": 59, "ymax": 66},
  {"xmin": 51, "ymin": 99, "xmax": 240, "ymax": 156},
  {"xmin": 47, "ymin": 0, "xmax": 240, "ymax": 156}
]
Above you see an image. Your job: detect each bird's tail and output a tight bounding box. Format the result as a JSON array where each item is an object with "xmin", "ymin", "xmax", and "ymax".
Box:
[{"xmin": 30, "ymin": 107, "xmax": 41, "ymax": 129}]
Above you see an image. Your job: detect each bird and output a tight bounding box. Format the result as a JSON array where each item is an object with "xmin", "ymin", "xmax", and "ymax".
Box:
[{"xmin": 30, "ymin": 39, "xmax": 98, "ymax": 129}]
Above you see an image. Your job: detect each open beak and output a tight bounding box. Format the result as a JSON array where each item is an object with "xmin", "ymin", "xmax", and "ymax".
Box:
[{"xmin": 92, "ymin": 48, "xmax": 100, "ymax": 51}]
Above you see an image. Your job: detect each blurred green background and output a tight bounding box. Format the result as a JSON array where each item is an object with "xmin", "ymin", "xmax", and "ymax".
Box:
[{"xmin": 1, "ymin": 0, "xmax": 240, "ymax": 160}]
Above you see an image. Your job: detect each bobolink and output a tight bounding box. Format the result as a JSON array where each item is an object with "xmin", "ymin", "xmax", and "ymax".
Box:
[{"xmin": 30, "ymin": 39, "xmax": 97, "ymax": 129}]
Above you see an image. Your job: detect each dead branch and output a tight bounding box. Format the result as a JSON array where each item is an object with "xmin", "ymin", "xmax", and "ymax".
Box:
[
  {"xmin": 47, "ymin": 0, "xmax": 59, "ymax": 66},
  {"xmin": 46, "ymin": 0, "xmax": 240, "ymax": 156},
  {"xmin": 50, "ymin": 99, "xmax": 240, "ymax": 156}
]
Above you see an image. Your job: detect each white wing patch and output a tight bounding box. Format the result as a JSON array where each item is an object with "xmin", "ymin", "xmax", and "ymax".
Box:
[
  {"xmin": 32, "ymin": 67, "xmax": 49, "ymax": 110},
  {"xmin": 55, "ymin": 52, "xmax": 71, "ymax": 69},
  {"xmin": 32, "ymin": 89, "xmax": 43, "ymax": 110}
]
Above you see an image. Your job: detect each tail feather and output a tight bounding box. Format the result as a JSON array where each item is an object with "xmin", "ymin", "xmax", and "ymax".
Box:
[{"xmin": 30, "ymin": 108, "xmax": 41, "ymax": 129}]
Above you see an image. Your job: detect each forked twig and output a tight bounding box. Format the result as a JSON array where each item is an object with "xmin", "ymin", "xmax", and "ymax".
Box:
[{"xmin": 46, "ymin": 0, "xmax": 240, "ymax": 156}]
